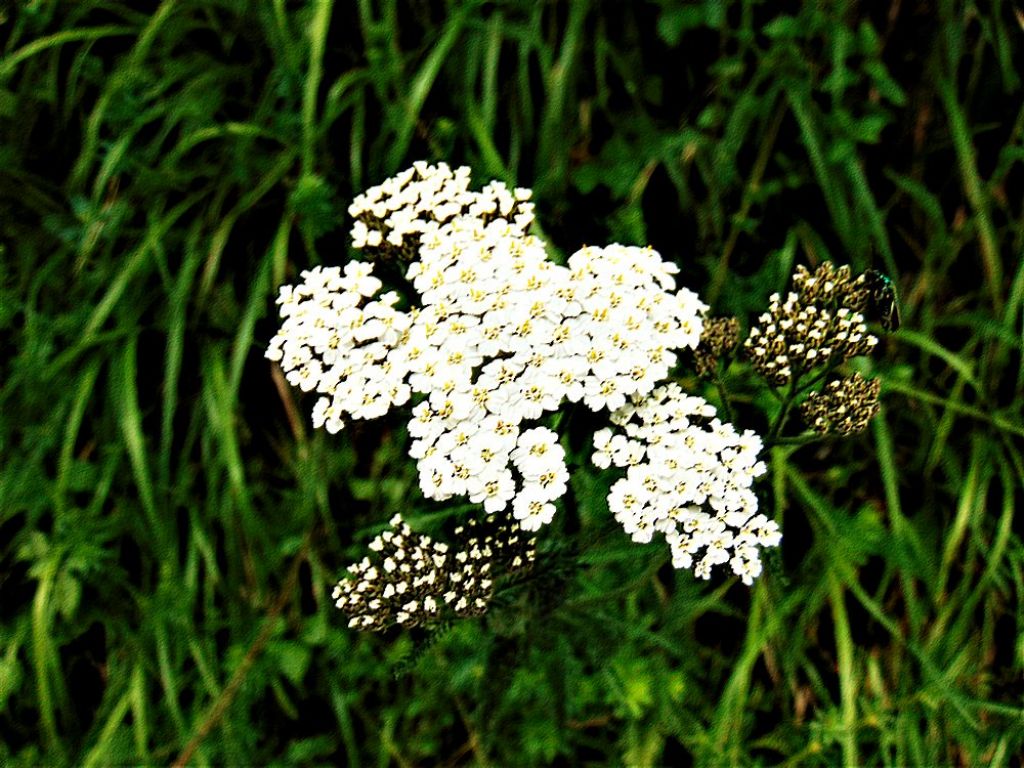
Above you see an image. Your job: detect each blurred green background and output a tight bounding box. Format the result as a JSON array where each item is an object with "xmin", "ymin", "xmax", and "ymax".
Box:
[{"xmin": 2, "ymin": 1, "xmax": 1023, "ymax": 765}]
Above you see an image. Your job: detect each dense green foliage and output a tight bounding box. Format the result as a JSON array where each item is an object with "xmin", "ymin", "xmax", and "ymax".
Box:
[{"xmin": 2, "ymin": 1, "xmax": 1023, "ymax": 765}]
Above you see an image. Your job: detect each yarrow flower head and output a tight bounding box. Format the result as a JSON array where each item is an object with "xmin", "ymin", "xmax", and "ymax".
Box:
[
  {"xmin": 333, "ymin": 514, "xmax": 535, "ymax": 632},
  {"xmin": 744, "ymin": 263, "xmax": 878, "ymax": 387},
  {"xmin": 593, "ymin": 383, "xmax": 779, "ymax": 585},
  {"xmin": 268, "ymin": 161, "xmax": 800, "ymax": 626},
  {"xmin": 268, "ymin": 163, "xmax": 708, "ymax": 536}
]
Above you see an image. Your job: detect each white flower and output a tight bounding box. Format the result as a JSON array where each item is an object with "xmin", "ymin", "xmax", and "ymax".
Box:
[
  {"xmin": 511, "ymin": 428, "xmax": 564, "ymax": 479},
  {"xmin": 528, "ymin": 461, "xmax": 569, "ymax": 502},
  {"xmin": 467, "ymin": 468, "xmax": 517, "ymax": 513},
  {"xmin": 474, "ymin": 415, "xmax": 520, "ymax": 455},
  {"xmin": 591, "ymin": 428, "xmax": 615, "ymax": 469},
  {"xmin": 582, "ymin": 374, "xmax": 628, "ymax": 412},
  {"xmin": 594, "ymin": 383, "xmax": 778, "ymax": 583},
  {"xmin": 512, "ymin": 486, "xmax": 557, "ymax": 531}
]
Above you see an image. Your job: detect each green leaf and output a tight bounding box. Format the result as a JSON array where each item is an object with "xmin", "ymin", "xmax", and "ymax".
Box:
[
  {"xmin": 763, "ymin": 15, "xmax": 801, "ymax": 39},
  {"xmin": 656, "ymin": 7, "xmax": 710, "ymax": 46},
  {"xmin": 848, "ymin": 114, "xmax": 890, "ymax": 144},
  {"xmin": 288, "ymin": 174, "xmax": 340, "ymax": 240},
  {"xmin": 270, "ymin": 640, "xmax": 312, "ymax": 686},
  {"xmin": 283, "ymin": 736, "xmax": 335, "ymax": 764}
]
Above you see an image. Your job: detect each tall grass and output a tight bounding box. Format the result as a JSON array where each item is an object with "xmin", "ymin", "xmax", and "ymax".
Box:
[{"xmin": 1, "ymin": 1, "xmax": 1022, "ymax": 765}]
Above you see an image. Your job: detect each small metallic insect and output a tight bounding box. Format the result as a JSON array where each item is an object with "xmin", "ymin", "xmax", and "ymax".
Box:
[{"xmin": 863, "ymin": 269, "xmax": 900, "ymax": 332}]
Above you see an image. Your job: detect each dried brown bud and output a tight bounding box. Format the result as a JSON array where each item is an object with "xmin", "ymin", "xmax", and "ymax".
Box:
[
  {"xmin": 793, "ymin": 262, "xmax": 870, "ymax": 311},
  {"xmin": 693, "ymin": 316, "xmax": 741, "ymax": 377},
  {"xmin": 744, "ymin": 263, "xmax": 879, "ymax": 386}
]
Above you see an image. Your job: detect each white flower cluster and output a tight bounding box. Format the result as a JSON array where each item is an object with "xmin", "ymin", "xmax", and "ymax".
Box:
[
  {"xmin": 592, "ymin": 383, "xmax": 780, "ymax": 584},
  {"xmin": 266, "ymin": 262, "xmax": 413, "ymax": 431},
  {"xmin": 268, "ymin": 162, "xmax": 708, "ymax": 533},
  {"xmin": 347, "ymin": 160, "xmax": 535, "ymax": 250}
]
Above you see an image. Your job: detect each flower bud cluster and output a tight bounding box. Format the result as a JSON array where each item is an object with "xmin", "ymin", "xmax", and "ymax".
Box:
[
  {"xmin": 800, "ymin": 373, "xmax": 881, "ymax": 435},
  {"xmin": 793, "ymin": 262, "xmax": 870, "ymax": 309},
  {"xmin": 268, "ymin": 163, "xmax": 708, "ymax": 531},
  {"xmin": 744, "ymin": 263, "xmax": 878, "ymax": 386},
  {"xmin": 693, "ymin": 316, "xmax": 741, "ymax": 377},
  {"xmin": 592, "ymin": 383, "xmax": 780, "ymax": 585},
  {"xmin": 333, "ymin": 513, "xmax": 536, "ymax": 631}
]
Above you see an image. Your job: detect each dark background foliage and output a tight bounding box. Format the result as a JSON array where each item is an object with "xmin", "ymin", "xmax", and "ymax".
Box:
[{"xmin": 1, "ymin": 1, "xmax": 1022, "ymax": 765}]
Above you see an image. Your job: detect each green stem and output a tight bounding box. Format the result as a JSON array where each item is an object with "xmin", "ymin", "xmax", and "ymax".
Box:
[
  {"xmin": 766, "ymin": 377, "xmax": 800, "ymax": 442},
  {"xmin": 713, "ymin": 374, "xmax": 735, "ymax": 423},
  {"xmin": 936, "ymin": 76, "xmax": 1003, "ymax": 313},
  {"xmin": 302, "ymin": 0, "xmax": 334, "ymax": 176},
  {"xmin": 766, "ymin": 433, "xmax": 820, "ymax": 448},
  {"xmin": 829, "ymin": 574, "xmax": 859, "ymax": 768},
  {"xmin": 767, "ymin": 359, "xmax": 841, "ymax": 443},
  {"xmin": 0, "ymin": 26, "xmax": 135, "ymax": 79},
  {"xmin": 794, "ymin": 363, "xmax": 834, "ymax": 395},
  {"xmin": 32, "ymin": 555, "xmax": 66, "ymax": 762}
]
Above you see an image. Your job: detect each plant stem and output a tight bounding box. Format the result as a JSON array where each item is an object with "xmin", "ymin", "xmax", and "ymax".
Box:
[
  {"xmin": 713, "ymin": 374, "xmax": 735, "ymax": 423},
  {"xmin": 766, "ymin": 377, "xmax": 800, "ymax": 442},
  {"xmin": 766, "ymin": 433, "xmax": 820, "ymax": 448}
]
